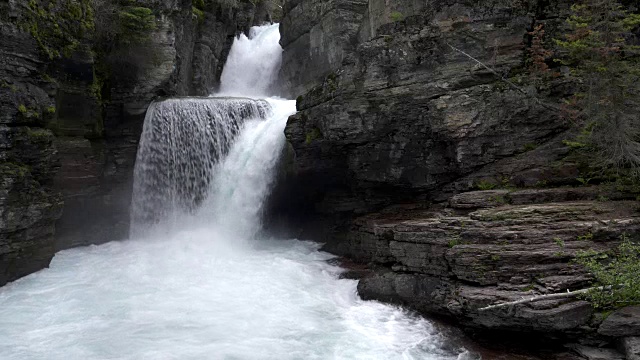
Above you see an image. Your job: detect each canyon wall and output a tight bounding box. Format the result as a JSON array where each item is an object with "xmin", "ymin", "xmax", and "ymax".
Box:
[
  {"xmin": 0, "ymin": 0, "xmax": 270, "ymax": 285},
  {"xmin": 279, "ymin": 0, "xmax": 640, "ymax": 350}
]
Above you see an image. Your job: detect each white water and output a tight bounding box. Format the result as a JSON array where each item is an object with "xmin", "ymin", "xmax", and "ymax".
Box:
[
  {"xmin": 0, "ymin": 24, "xmax": 469, "ymax": 360},
  {"xmin": 219, "ymin": 24, "xmax": 282, "ymax": 97}
]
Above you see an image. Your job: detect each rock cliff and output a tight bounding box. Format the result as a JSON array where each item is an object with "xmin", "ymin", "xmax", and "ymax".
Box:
[
  {"xmin": 278, "ymin": 0, "xmax": 640, "ymax": 353},
  {"xmin": 0, "ymin": 0, "xmax": 270, "ymax": 285}
]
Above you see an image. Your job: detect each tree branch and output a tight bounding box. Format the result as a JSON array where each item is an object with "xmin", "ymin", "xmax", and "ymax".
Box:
[
  {"xmin": 445, "ymin": 42, "xmax": 561, "ymax": 112},
  {"xmin": 478, "ymin": 286, "xmax": 611, "ymax": 311}
]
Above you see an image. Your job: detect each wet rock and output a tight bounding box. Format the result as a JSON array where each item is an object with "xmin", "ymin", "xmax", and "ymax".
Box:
[
  {"xmin": 621, "ymin": 337, "xmax": 640, "ymax": 360},
  {"xmin": 449, "ymin": 190, "xmax": 511, "ymax": 209},
  {"xmin": 340, "ymin": 196, "xmax": 640, "ymax": 336},
  {"xmin": 598, "ymin": 306, "xmax": 640, "ymax": 337},
  {"xmin": 567, "ymin": 344, "xmax": 625, "ymax": 360}
]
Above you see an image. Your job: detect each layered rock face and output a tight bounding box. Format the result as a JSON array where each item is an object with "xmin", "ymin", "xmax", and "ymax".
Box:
[
  {"xmin": 279, "ymin": 0, "xmax": 640, "ymax": 348},
  {"xmin": 55, "ymin": 0, "xmax": 270, "ymax": 249},
  {"xmin": 0, "ymin": 0, "xmax": 269, "ymax": 285},
  {"xmin": 0, "ymin": 0, "xmax": 63, "ymax": 284},
  {"xmin": 281, "ymin": 0, "xmax": 573, "ymax": 219}
]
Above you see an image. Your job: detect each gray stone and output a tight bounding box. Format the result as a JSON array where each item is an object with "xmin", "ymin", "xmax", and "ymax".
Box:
[
  {"xmin": 621, "ymin": 337, "xmax": 640, "ymax": 360},
  {"xmin": 567, "ymin": 344, "xmax": 624, "ymax": 360},
  {"xmin": 449, "ymin": 190, "xmax": 511, "ymax": 209},
  {"xmin": 347, "ymin": 196, "xmax": 639, "ymax": 335},
  {"xmin": 598, "ymin": 306, "xmax": 640, "ymax": 337}
]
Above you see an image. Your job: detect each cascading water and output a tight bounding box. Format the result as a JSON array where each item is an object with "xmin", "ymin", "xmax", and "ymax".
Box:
[
  {"xmin": 0, "ymin": 24, "xmax": 471, "ymax": 360},
  {"xmin": 219, "ymin": 24, "xmax": 282, "ymax": 97},
  {"xmin": 130, "ymin": 97, "xmax": 270, "ymax": 234}
]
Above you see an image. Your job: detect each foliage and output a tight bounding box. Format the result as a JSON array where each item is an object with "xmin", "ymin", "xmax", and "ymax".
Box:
[
  {"xmin": 21, "ymin": 0, "xmax": 95, "ymax": 59},
  {"xmin": 556, "ymin": 1, "xmax": 640, "ymax": 174},
  {"xmin": 117, "ymin": 6, "xmax": 156, "ymax": 45},
  {"xmin": 575, "ymin": 234, "xmax": 640, "ymax": 309},
  {"xmin": 192, "ymin": 6, "xmax": 205, "ymax": 24},
  {"xmin": 90, "ymin": 0, "xmax": 159, "ymax": 95},
  {"xmin": 475, "ymin": 180, "xmax": 497, "ymax": 190}
]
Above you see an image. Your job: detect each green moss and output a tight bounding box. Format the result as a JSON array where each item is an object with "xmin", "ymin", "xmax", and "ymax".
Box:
[
  {"xmin": 577, "ymin": 232, "xmax": 594, "ymax": 241},
  {"xmin": 476, "ymin": 180, "xmax": 497, "ymax": 190},
  {"xmin": 46, "ymin": 106, "xmax": 56, "ymax": 114},
  {"xmin": 192, "ymin": 6, "xmax": 205, "ymax": 24},
  {"xmin": 0, "ymin": 162, "xmax": 31, "ymax": 178},
  {"xmin": 18, "ymin": 104, "xmax": 28, "ymax": 114},
  {"xmin": 1, "ymin": 80, "xmax": 18, "ymax": 92},
  {"xmin": 389, "ymin": 11, "xmax": 404, "ymax": 22},
  {"xmin": 522, "ymin": 143, "xmax": 538, "ymax": 152},
  {"xmin": 26, "ymin": 127, "xmax": 53, "ymax": 142},
  {"xmin": 20, "ymin": 0, "xmax": 94, "ymax": 59},
  {"xmin": 490, "ymin": 195, "xmax": 508, "ymax": 204},
  {"xmin": 305, "ymin": 127, "xmax": 323, "ymax": 145}
]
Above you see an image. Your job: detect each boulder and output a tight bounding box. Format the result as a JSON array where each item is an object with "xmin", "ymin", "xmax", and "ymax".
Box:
[{"xmin": 598, "ymin": 306, "xmax": 640, "ymax": 337}]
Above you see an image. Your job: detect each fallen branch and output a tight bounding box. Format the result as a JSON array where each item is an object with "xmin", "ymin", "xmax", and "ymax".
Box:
[
  {"xmin": 445, "ymin": 42, "xmax": 560, "ymax": 112},
  {"xmin": 478, "ymin": 286, "xmax": 610, "ymax": 311}
]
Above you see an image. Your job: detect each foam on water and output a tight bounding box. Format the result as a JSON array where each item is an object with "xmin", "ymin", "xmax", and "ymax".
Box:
[
  {"xmin": 0, "ymin": 235, "xmax": 465, "ymax": 359},
  {"xmin": 0, "ymin": 24, "xmax": 471, "ymax": 360}
]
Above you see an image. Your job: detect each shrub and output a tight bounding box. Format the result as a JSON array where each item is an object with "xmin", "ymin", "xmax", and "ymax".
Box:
[
  {"xmin": 118, "ymin": 6, "xmax": 156, "ymax": 45},
  {"xmin": 575, "ymin": 234, "xmax": 640, "ymax": 309}
]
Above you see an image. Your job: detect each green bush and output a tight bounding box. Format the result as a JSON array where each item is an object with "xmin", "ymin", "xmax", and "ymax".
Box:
[
  {"xmin": 575, "ymin": 234, "xmax": 640, "ymax": 309},
  {"xmin": 118, "ymin": 6, "xmax": 156, "ymax": 45}
]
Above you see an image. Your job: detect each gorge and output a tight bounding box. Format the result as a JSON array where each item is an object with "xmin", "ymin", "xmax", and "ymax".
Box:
[{"xmin": 1, "ymin": 0, "xmax": 640, "ymax": 359}]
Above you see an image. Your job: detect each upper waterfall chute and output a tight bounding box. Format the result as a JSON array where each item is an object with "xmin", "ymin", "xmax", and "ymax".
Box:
[
  {"xmin": 218, "ymin": 24, "xmax": 283, "ymax": 97},
  {"xmin": 131, "ymin": 22, "xmax": 290, "ymax": 237}
]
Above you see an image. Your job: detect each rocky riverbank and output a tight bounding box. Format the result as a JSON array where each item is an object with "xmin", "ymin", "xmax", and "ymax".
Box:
[{"xmin": 277, "ymin": 0, "xmax": 640, "ymax": 357}]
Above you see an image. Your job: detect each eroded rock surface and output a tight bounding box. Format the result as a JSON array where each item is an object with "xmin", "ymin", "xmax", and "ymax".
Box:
[
  {"xmin": 340, "ymin": 193, "xmax": 639, "ymax": 337},
  {"xmin": 598, "ymin": 306, "xmax": 640, "ymax": 337},
  {"xmin": 278, "ymin": 0, "xmax": 640, "ymax": 345}
]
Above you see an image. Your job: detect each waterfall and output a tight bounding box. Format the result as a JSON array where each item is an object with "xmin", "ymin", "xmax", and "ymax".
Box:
[
  {"xmin": 130, "ymin": 23, "xmax": 290, "ymax": 238},
  {"xmin": 130, "ymin": 98, "xmax": 270, "ymax": 234},
  {"xmin": 219, "ymin": 24, "xmax": 282, "ymax": 97},
  {"xmin": 0, "ymin": 23, "xmax": 470, "ymax": 360}
]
